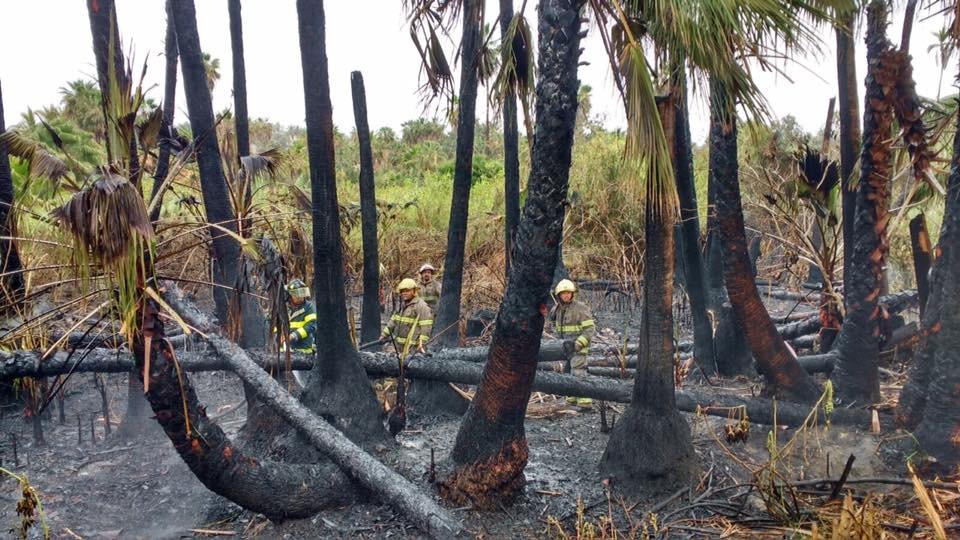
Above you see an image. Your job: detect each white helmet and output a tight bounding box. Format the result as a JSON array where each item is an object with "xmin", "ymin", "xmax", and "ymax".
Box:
[{"xmin": 419, "ymin": 263, "xmax": 436, "ymax": 274}]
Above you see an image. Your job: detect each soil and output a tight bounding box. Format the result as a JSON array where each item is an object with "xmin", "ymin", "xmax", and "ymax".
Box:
[{"xmin": 0, "ymin": 289, "xmax": 944, "ymax": 539}]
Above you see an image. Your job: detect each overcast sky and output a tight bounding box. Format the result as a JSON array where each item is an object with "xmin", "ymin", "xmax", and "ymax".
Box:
[{"xmin": 0, "ymin": 1, "xmax": 951, "ymax": 144}]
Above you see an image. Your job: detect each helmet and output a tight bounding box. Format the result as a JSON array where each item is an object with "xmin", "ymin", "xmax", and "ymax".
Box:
[
  {"xmin": 419, "ymin": 263, "xmax": 436, "ymax": 274},
  {"xmin": 286, "ymin": 279, "xmax": 310, "ymax": 299},
  {"xmin": 396, "ymin": 278, "xmax": 419, "ymax": 293},
  {"xmin": 554, "ymin": 279, "xmax": 576, "ymax": 295}
]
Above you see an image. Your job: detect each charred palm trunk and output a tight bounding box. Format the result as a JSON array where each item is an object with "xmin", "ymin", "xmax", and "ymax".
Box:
[
  {"xmin": 599, "ymin": 94, "xmax": 696, "ymax": 493},
  {"xmin": 432, "ymin": 0, "xmax": 482, "ymax": 349},
  {"xmin": 149, "ymin": 1, "xmax": 178, "ymax": 224},
  {"xmin": 295, "ymin": 0, "xmax": 386, "ymax": 445},
  {"xmin": 712, "ymin": 86, "xmax": 820, "ymax": 403},
  {"xmin": 501, "ymin": 0, "xmax": 521, "ymax": 273},
  {"xmin": 228, "ymin": 0, "xmax": 250, "ymax": 158},
  {"xmin": 830, "ymin": 2, "xmax": 894, "ymax": 406},
  {"xmin": 902, "ymin": 102, "xmax": 960, "ymax": 473},
  {"xmin": 351, "ymin": 72, "xmax": 382, "ymax": 345},
  {"xmin": 673, "ymin": 78, "xmax": 716, "ymax": 376},
  {"xmin": 441, "ymin": 0, "xmax": 582, "ymax": 508},
  {"xmin": 836, "ymin": 10, "xmax": 861, "ymax": 307},
  {"xmin": 0, "ymin": 81, "xmax": 23, "ymax": 309},
  {"xmin": 170, "ymin": 0, "xmax": 263, "ymax": 349}
]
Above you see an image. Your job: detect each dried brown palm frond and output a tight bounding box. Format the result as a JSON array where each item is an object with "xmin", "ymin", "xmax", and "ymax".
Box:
[
  {"xmin": 136, "ymin": 106, "xmax": 164, "ymax": 152},
  {"xmin": 241, "ymin": 148, "xmax": 284, "ymax": 181},
  {"xmin": 0, "ymin": 131, "xmax": 78, "ymax": 189},
  {"xmin": 491, "ymin": 10, "xmax": 535, "ymax": 143},
  {"xmin": 404, "ymin": 0, "xmax": 462, "ymax": 102},
  {"xmin": 52, "ymin": 172, "xmax": 153, "ymax": 267}
]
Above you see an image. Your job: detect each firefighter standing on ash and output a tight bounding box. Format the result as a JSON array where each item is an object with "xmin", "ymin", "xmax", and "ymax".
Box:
[
  {"xmin": 381, "ymin": 278, "xmax": 433, "ymax": 353},
  {"xmin": 549, "ymin": 279, "xmax": 596, "ymax": 408}
]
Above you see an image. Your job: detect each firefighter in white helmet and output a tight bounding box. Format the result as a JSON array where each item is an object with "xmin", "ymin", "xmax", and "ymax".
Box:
[
  {"xmin": 381, "ymin": 278, "xmax": 433, "ymax": 353},
  {"xmin": 549, "ymin": 279, "xmax": 596, "ymax": 408},
  {"xmin": 418, "ymin": 263, "xmax": 441, "ymax": 312}
]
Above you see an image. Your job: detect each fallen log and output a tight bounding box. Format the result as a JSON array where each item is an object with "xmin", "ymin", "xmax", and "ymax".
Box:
[
  {"xmin": 431, "ymin": 340, "xmax": 574, "ymax": 364},
  {"xmin": 164, "ymin": 287, "xmax": 462, "ymax": 539},
  {"xmin": 790, "ymin": 334, "xmax": 818, "ymax": 351},
  {"xmin": 360, "ymin": 353, "xmax": 878, "ymax": 428}
]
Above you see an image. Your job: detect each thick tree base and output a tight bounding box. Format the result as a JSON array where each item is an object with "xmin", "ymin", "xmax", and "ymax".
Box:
[
  {"xmin": 713, "ymin": 300, "xmax": 754, "ymax": 377},
  {"xmin": 439, "ymin": 437, "xmax": 528, "ymax": 510},
  {"xmin": 407, "ymin": 379, "xmax": 469, "ymax": 418},
  {"xmin": 599, "ymin": 406, "xmax": 697, "ymax": 495}
]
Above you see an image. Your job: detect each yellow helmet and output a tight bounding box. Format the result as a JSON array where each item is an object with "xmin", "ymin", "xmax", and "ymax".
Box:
[
  {"xmin": 555, "ymin": 279, "xmax": 576, "ymax": 295},
  {"xmin": 396, "ymin": 278, "xmax": 419, "ymax": 293}
]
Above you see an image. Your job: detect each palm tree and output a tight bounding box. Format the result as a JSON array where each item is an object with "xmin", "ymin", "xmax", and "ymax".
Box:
[
  {"xmin": 202, "ymin": 52, "xmax": 220, "ymax": 93},
  {"xmin": 442, "ymin": 0, "xmax": 583, "ymax": 507},
  {"xmin": 835, "ymin": 9, "xmax": 861, "ymax": 306},
  {"xmin": 295, "ymin": 0, "xmax": 387, "ymax": 443},
  {"xmin": 148, "ymin": 0, "xmax": 179, "ymax": 223},
  {"xmin": 59, "ymin": 80, "xmax": 103, "ymax": 137},
  {"xmin": 497, "ymin": 0, "xmax": 527, "ymax": 271},
  {"xmin": 228, "ymin": 0, "xmax": 250, "ymax": 157},
  {"xmin": 0, "ymin": 81, "xmax": 24, "ymax": 309}
]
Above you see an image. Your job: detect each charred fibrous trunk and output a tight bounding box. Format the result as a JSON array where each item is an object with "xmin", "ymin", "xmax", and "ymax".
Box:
[
  {"xmin": 673, "ymin": 79, "xmax": 716, "ymax": 376},
  {"xmin": 712, "ymin": 85, "xmax": 820, "ymax": 403},
  {"xmin": 295, "ymin": 0, "xmax": 386, "ymax": 445},
  {"xmin": 599, "ymin": 94, "xmax": 696, "ymax": 494},
  {"xmin": 170, "ymin": 0, "xmax": 262, "ymax": 349},
  {"xmin": 831, "ymin": 2, "xmax": 895, "ymax": 406},
  {"xmin": 500, "ymin": 0, "xmax": 521, "ymax": 272},
  {"xmin": 901, "ymin": 82, "xmax": 960, "ymax": 475},
  {"xmin": 351, "ymin": 71, "xmax": 382, "ymax": 345},
  {"xmin": 148, "ymin": 0, "xmax": 179, "ymax": 224},
  {"xmin": 0, "ymin": 81, "xmax": 24, "ymax": 309},
  {"xmin": 442, "ymin": 0, "xmax": 582, "ymax": 508},
  {"xmin": 836, "ymin": 11, "xmax": 861, "ymax": 308},
  {"xmin": 228, "ymin": 0, "xmax": 250, "ymax": 158},
  {"xmin": 432, "ymin": 0, "xmax": 482, "ymax": 349}
]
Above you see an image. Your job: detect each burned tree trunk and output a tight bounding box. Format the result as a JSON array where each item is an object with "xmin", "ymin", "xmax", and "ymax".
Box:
[
  {"xmin": 500, "ymin": 0, "xmax": 521, "ymax": 272},
  {"xmin": 432, "ymin": 0, "xmax": 482, "ymax": 349},
  {"xmin": 0, "ymin": 81, "xmax": 24, "ymax": 309},
  {"xmin": 909, "ymin": 213, "xmax": 932, "ymax": 318},
  {"xmin": 441, "ymin": 0, "xmax": 582, "ymax": 509},
  {"xmin": 148, "ymin": 0, "xmax": 179, "ymax": 223},
  {"xmin": 837, "ymin": 10, "xmax": 861, "ymax": 308},
  {"xmin": 600, "ymin": 91, "xmax": 696, "ymax": 494},
  {"xmin": 295, "ymin": 0, "xmax": 386, "ymax": 444},
  {"xmin": 351, "ymin": 71, "xmax": 382, "ymax": 345},
  {"xmin": 673, "ymin": 75, "xmax": 716, "ymax": 376},
  {"xmin": 170, "ymin": 0, "xmax": 263, "ymax": 348},
  {"xmin": 712, "ymin": 84, "xmax": 820, "ymax": 402},
  {"xmin": 228, "ymin": 0, "xmax": 250, "ymax": 158},
  {"xmin": 831, "ymin": 1, "xmax": 895, "ymax": 406}
]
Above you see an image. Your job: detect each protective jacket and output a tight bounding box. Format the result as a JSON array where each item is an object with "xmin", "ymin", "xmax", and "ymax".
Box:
[
  {"xmin": 419, "ymin": 279, "xmax": 441, "ymax": 312},
  {"xmin": 550, "ymin": 300, "xmax": 596, "ymax": 354},
  {"xmin": 382, "ymin": 297, "xmax": 433, "ymax": 348},
  {"xmin": 288, "ymin": 301, "xmax": 318, "ymax": 353}
]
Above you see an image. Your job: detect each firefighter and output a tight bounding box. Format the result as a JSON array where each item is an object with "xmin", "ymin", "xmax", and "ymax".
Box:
[
  {"xmin": 550, "ymin": 279, "xmax": 596, "ymax": 408},
  {"xmin": 284, "ymin": 279, "xmax": 317, "ymax": 354},
  {"xmin": 418, "ymin": 263, "xmax": 441, "ymax": 312},
  {"xmin": 381, "ymin": 278, "xmax": 433, "ymax": 354}
]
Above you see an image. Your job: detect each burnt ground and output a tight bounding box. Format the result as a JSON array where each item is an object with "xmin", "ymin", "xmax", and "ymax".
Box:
[{"xmin": 0, "ymin": 290, "xmax": 952, "ymax": 539}]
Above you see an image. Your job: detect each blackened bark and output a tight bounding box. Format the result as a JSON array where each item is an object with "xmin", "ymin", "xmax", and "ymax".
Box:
[
  {"xmin": 228, "ymin": 0, "xmax": 250, "ymax": 158},
  {"xmin": 433, "ymin": 0, "xmax": 482, "ymax": 348},
  {"xmin": 351, "ymin": 72, "xmax": 382, "ymax": 345},
  {"xmin": 86, "ymin": 0, "xmax": 127, "ymax": 101},
  {"xmin": 442, "ymin": 0, "xmax": 581, "ymax": 508},
  {"xmin": 149, "ymin": 0, "xmax": 179, "ymax": 223},
  {"xmin": 712, "ymin": 85, "xmax": 820, "ymax": 403},
  {"xmin": 836, "ymin": 11, "xmax": 861, "ymax": 307},
  {"xmin": 170, "ymin": 0, "xmax": 263, "ymax": 349},
  {"xmin": 673, "ymin": 80, "xmax": 716, "ymax": 376},
  {"xmin": 909, "ymin": 213, "xmax": 932, "ymax": 318},
  {"xmin": 599, "ymin": 95, "xmax": 696, "ymax": 494},
  {"xmin": 0, "ymin": 81, "xmax": 24, "ymax": 308},
  {"xmin": 500, "ymin": 0, "xmax": 521, "ymax": 272},
  {"xmin": 831, "ymin": 2, "xmax": 893, "ymax": 406},
  {"xmin": 295, "ymin": 0, "xmax": 386, "ymax": 445}
]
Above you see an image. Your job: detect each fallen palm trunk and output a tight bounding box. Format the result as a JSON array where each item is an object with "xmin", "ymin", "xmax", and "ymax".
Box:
[
  {"xmin": 432, "ymin": 340, "xmax": 574, "ymax": 364},
  {"xmin": 164, "ymin": 287, "xmax": 462, "ymax": 539},
  {"xmin": 360, "ymin": 353, "xmax": 877, "ymax": 428},
  {"xmin": 586, "ymin": 352, "xmax": 693, "ymax": 369}
]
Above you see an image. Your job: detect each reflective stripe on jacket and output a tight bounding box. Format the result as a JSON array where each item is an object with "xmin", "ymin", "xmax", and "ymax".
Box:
[
  {"xmin": 288, "ymin": 302, "xmax": 318, "ymax": 353},
  {"xmin": 550, "ymin": 300, "xmax": 596, "ymax": 353},
  {"xmin": 382, "ymin": 297, "xmax": 433, "ymax": 347}
]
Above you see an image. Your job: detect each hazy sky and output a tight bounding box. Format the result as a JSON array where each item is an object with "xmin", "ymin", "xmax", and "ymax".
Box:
[{"xmin": 0, "ymin": 1, "xmax": 951, "ymax": 144}]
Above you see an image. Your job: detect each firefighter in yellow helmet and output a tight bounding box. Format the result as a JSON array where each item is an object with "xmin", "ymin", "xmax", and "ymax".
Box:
[
  {"xmin": 418, "ymin": 263, "xmax": 441, "ymax": 312},
  {"xmin": 381, "ymin": 278, "xmax": 433, "ymax": 353},
  {"xmin": 549, "ymin": 279, "xmax": 596, "ymax": 408},
  {"xmin": 284, "ymin": 279, "xmax": 317, "ymax": 354}
]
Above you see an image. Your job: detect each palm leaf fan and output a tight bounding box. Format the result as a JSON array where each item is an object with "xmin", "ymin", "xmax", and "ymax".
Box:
[{"xmin": 52, "ymin": 172, "xmax": 153, "ymax": 266}]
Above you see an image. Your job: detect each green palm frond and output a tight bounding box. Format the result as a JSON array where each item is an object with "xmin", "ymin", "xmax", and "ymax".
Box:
[{"xmin": 0, "ymin": 130, "xmax": 82, "ymax": 190}]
